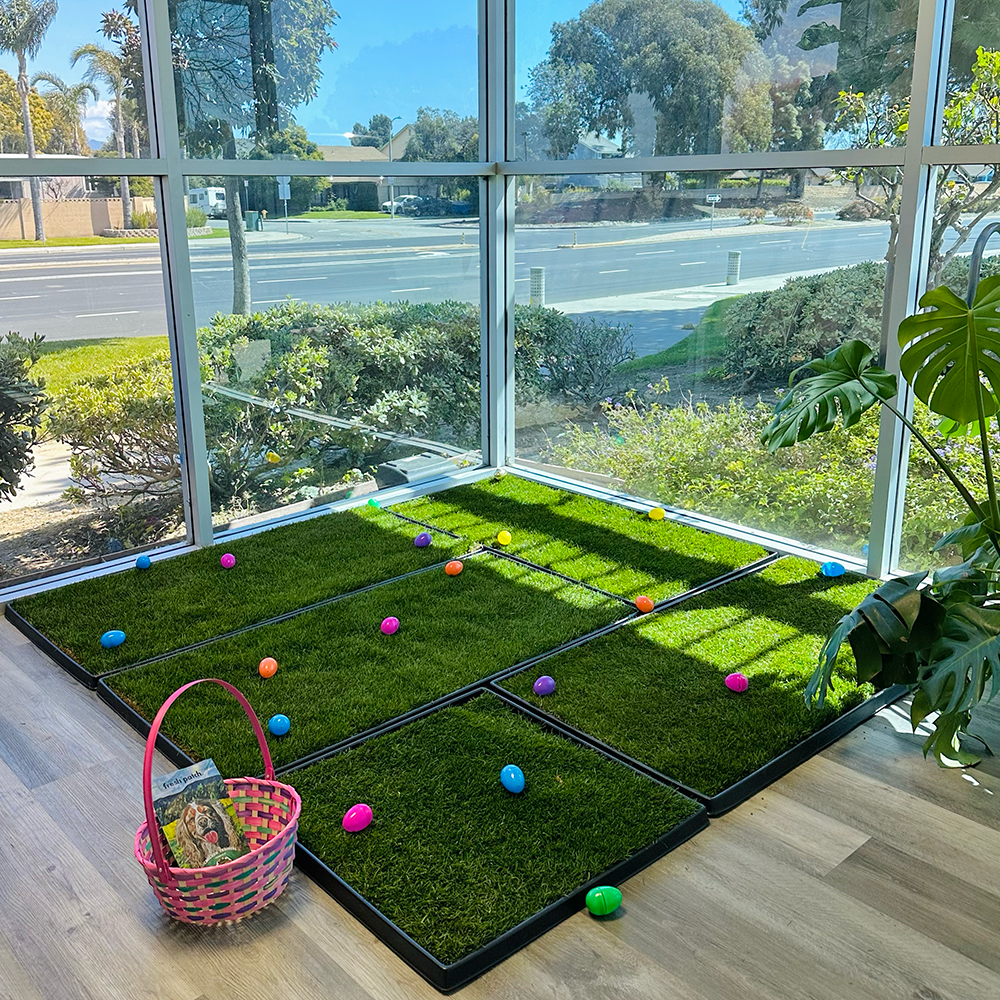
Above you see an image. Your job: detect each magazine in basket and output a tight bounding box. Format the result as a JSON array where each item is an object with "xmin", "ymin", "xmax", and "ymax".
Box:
[{"xmin": 150, "ymin": 759, "xmax": 251, "ymax": 868}]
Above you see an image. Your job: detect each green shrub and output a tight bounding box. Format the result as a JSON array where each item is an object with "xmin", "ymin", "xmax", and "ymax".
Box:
[
  {"xmin": 348, "ymin": 183, "xmax": 379, "ymax": 212},
  {"xmin": 131, "ymin": 209, "xmax": 157, "ymax": 229},
  {"xmin": 774, "ymin": 202, "xmax": 814, "ymax": 224},
  {"xmin": 0, "ymin": 333, "xmax": 47, "ymax": 502},
  {"xmin": 738, "ymin": 207, "xmax": 766, "ymax": 223},
  {"xmin": 326, "ymin": 196, "xmax": 349, "ymax": 211},
  {"xmin": 541, "ymin": 317, "xmax": 634, "ymax": 401},
  {"xmin": 837, "ymin": 200, "xmax": 881, "ymax": 221},
  {"xmin": 185, "ymin": 206, "xmax": 208, "ymax": 227}
]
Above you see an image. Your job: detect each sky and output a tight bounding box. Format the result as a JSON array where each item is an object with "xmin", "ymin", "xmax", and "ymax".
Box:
[{"xmin": 0, "ymin": 0, "xmax": 749, "ymax": 149}]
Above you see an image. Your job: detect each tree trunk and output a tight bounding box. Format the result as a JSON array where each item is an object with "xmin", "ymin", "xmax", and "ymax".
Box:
[
  {"xmin": 115, "ymin": 93, "xmax": 132, "ymax": 229},
  {"xmin": 131, "ymin": 118, "xmax": 141, "ymax": 158},
  {"xmin": 16, "ymin": 53, "xmax": 44, "ymax": 242},
  {"xmin": 224, "ymin": 174, "xmax": 251, "ymax": 314}
]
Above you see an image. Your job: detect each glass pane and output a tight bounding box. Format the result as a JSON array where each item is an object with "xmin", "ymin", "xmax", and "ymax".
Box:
[
  {"xmin": 172, "ymin": 0, "xmax": 479, "ymax": 163},
  {"xmin": 0, "ymin": 0, "xmax": 150, "ymax": 157},
  {"xmin": 899, "ymin": 163, "xmax": 1000, "ymax": 569},
  {"xmin": 513, "ymin": 167, "xmax": 895, "ymax": 558},
  {"xmin": 942, "ymin": 1, "xmax": 1000, "ymax": 144},
  {"xmin": 515, "ymin": 0, "xmax": 916, "ymax": 160},
  {"xmin": 0, "ymin": 176, "xmax": 184, "ymax": 586},
  {"xmin": 186, "ymin": 173, "xmax": 482, "ymax": 530}
]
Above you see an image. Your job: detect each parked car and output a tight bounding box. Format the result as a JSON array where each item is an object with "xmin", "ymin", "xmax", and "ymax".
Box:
[
  {"xmin": 380, "ymin": 195, "xmax": 423, "ymax": 214},
  {"xmin": 448, "ymin": 199, "xmax": 472, "ymax": 215},
  {"xmin": 415, "ymin": 197, "xmax": 450, "ymax": 217}
]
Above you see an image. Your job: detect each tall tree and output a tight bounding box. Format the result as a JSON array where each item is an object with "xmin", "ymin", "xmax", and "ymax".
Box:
[
  {"xmin": 0, "ymin": 0, "xmax": 58, "ymax": 241},
  {"xmin": 0, "ymin": 66, "xmax": 52, "ymax": 152},
  {"xmin": 350, "ymin": 113, "xmax": 391, "ymax": 147},
  {"xmin": 31, "ymin": 72, "xmax": 97, "ymax": 154},
  {"xmin": 72, "ymin": 41, "xmax": 132, "ymax": 228}
]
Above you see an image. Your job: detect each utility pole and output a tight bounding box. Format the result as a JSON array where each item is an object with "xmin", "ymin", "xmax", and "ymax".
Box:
[{"xmin": 387, "ymin": 115, "xmax": 402, "ymax": 219}]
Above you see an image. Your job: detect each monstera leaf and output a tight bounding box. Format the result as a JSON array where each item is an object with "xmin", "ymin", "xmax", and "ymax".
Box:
[
  {"xmin": 898, "ymin": 275, "xmax": 1000, "ymax": 424},
  {"xmin": 918, "ymin": 605, "xmax": 1000, "ymax": 716},
  {"xmin": 805, "ymin": 572, "xmax": 932, "ymax": 707},
  {"xmin": 762, "ymin": 341, "xmax": 897, "ymax": 453}
]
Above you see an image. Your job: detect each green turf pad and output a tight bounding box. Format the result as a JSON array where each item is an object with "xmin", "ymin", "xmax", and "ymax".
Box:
[
  {"xmin": 291, "ymin": 693, "xmax": 701, "ymax": 965},
  {"xmin": 392, "ymin": 473, "xmax": 766, "ymax": 602},
  {"xmin": 105, "ymin": 555, "xmax": 626, "ymax": 776},
  {"xmin": 11, "ymin": 507, "xmax": 461, "ymax": 674},
  {"xmin": 501, "ymin": 557, "xmax": 881, "ymax": 797}
]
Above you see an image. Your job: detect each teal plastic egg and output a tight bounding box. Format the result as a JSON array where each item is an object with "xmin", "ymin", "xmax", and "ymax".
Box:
[{"xmin": 585, "ymin": 885, "xmax": 622, "ymax": 916}]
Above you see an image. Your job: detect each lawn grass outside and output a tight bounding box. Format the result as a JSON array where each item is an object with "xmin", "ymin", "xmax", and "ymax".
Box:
[
  {"xmin": 615, "ymin": 296, "xmax": 736, "ymax": 372},
  {"xmin": 12, "ymin": 508, "xmax": 462, "ymax": 674},
  {"xmin": 0, "ymin": 232, "xmax": 225, "ymax": 249},
  {"xmin": 104, "ymin": 556, "xmax": 627, "ymax": 775},
  {"xmin": 392, "ymin": 472, "xmax": 767, "ymax": 602},
  {"xmin": 501, "ymin": 557, "xmax": 881, "ymax": 796},
  {"xmin": 291, "ymin": 210, "xmax": 389, "ymax": 220},
  {"xmin": 290, "ymin": 693, "xmax": 700, "ymax": 965},
  {"xmin": 33, "ymin": 337, "xmax": 168, "ymax": 396}
]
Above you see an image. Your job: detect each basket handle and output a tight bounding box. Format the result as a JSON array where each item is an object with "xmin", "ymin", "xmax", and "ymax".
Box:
[{"xmin": 142, "ymin": 678, "xmax": 274, "ymax": 876}]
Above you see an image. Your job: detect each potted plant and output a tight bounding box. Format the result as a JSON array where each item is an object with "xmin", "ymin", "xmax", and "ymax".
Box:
[{"xmin": 761, "ymin": 225, "xmax": 1000, "ymax": 766}]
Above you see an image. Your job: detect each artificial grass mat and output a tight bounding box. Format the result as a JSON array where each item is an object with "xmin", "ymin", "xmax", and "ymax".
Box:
[
  {"xmin": 105, "ymin": 555, "xmax": 626, "ymax": 776},
  {"xmin": 501, "ymin": 557, "xmax": 882, "ymax": 797},
  {"xmin": 11, "ymin": 507, "xmax": 461, "ymax": 674},
  {"xmin": 290, "ymin": 693, "xmax": 701, "ymax": 965},
  {"xmin": 392, "ymin": 472, "xmax": 767, "ymax": 602}
]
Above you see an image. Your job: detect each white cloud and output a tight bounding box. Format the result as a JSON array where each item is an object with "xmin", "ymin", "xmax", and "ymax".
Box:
[{"xmin": 82, "ymin": 100, "xmax": 114, "ymax": 148}]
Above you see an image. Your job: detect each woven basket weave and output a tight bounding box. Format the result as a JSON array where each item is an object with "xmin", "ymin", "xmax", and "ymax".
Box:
[{"xmin": 134, "ymin": 678, "xmax": 301, "ymax": 923}]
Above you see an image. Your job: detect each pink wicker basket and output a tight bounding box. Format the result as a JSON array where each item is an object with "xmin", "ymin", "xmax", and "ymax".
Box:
[{"xmin": 134, "ymin": 678, "xmax": 301, "ymax": 923}]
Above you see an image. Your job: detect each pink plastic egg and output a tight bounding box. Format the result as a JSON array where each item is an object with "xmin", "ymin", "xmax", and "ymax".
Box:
[
  {"xmin": 725, "ymin": 672, "xmax": 749, "ymax": 693},
  {"xmin": 220, "ymin": 552, "xmax": 236, "ymax": 569},
  {"xmin": 381, "ymin": 616, "xmax": 399, "ymax": 635},
  {"xmin": 342, "ymin": 802, "xmax": 373, "ymax": 833}
]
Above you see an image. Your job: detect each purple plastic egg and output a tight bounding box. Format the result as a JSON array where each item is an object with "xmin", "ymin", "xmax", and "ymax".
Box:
[
  {"xmin": 381, "ymin": 616, "xmax": 400, "ymax": 635},
  {"xmin": 342, "ymin": 802, "xmax": 373, "ymax": 833},
  {"xmin": 220, "ymin": 552, "xmax": 236, "ymax": 569},
  {"xmin": 533, "ymin": 675, "xmax": 556, "ymax": 696},
  {"xmin": 414, "ymin": 532, "xmax": 432, "ymax": 547},
  {"xmin": 725, "ymin": 672, "xmax": 749, "ymax": 693}
]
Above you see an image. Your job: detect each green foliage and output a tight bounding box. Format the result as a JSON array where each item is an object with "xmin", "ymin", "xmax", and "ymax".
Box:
[
  {"xmin": 837, "ymin": 199, "xmax": 882, "ymax": 221},
  {"xmin": 0, "ymin": 332, "xmax": 46, "ymax": 502},
  {"xmin": 400, "ymin": 107, "xmax": 478, "ymax": 162},
  {"xmin": 130, "ymin": 208, "xmax": 156, "ymax": 229},
  {"xmin": 185, "ymin": 205, "xmax": 207, "ymax": 227},
  {"xmin": 738, "ymin": 207, "xmax": 767, "ymax": 223},
  {"xmin": 349, "ymin": 113, "xmax": 392, "ymax": 147},
  {"xmin": 540, "ymin": 316, "xmax": 635, "ymax": 401}
]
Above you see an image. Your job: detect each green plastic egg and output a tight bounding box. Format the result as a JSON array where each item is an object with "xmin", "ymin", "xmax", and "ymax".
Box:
[{"xmin": 585, "ymin": 885, "xmax": 622, "ymax": 916}]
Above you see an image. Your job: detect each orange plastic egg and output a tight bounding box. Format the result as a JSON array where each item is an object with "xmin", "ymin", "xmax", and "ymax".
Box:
[
  {"xmin": 635, "ymin": 595, "xmax": 654, "ymax": 614},
  {"xmin": 259, "ymin": 657, "xmax": 278, "ymax": 678},
  {"xmin": 445, "ymin": 560, "xmax": 464, "ymax": 576}
]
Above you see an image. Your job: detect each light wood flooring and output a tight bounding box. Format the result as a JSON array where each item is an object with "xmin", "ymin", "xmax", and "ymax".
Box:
[{"xmin": 1, "ymin": 613, "xmax": 999, "ymax": 1000}]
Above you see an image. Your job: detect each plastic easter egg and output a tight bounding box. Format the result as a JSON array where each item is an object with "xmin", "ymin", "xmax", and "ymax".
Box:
[
  {"xmin": 220, "ymin": 552, "xmax": 236, "ymax": 569},
  {"xmin": 635, "ymin": 595, "xmax": 654, "ymax": 614},
  {"xmin": 135, "ymin": 555, "xmax": 151, "ymax": 570},
  {"xmin": 585, "ymin": 885, "xmax": 622, "ymax": 916},
  {"xmin": 381, "ymin": 616, "xmax": 400, "ymax": 635},
  {"xmin": 648, "ymin": 507, "xmax": 666, "ymax": 521},
  {"xmin": 862, "ymin": 543, "xmax": 870, "ymax": 557},
  {"xmin": 820, "ymin": 561, "xmax": 846, "ymax": 577},
  {"xmin": 266, "ymin": 450, "xmax": 281, "ymax": 464},
  {"xmin": 259, "ymin": 657, "xmax": 278, "ymax": 678},
  {"xmin": 268, "ymin": 714, "xmax": 290, "ymax": 737},
  {"xmin": 414, "ymin": 532, "xmax": 432, "ymax": 547},
  {"xmin": 445, "ymin": 560, "xmax": 464, "ymax": 576},
  {"xmin": 533, "ymin": 675, "xmax": 556, "ymax": 696},
  {"xmin": 100, "ymin": 629, "xmax": 126, "ymax": 649},
  {"xmin": 497, "ymin": 530, "xmax": 512, "ymax": 546},
  {"xmin": 500, "ymin": 764, "xmax": 525, "ymax": 793},
  {"xmin": 367, "ymin": 498, "xmax": 381, "ymax": 508},
  {"xmin": 342, "ymin": 803, "xmax": 373, "ymax": 833},
  {"xmin": 725, "ymin": 672, "xmax": 749, "ymax": 693}
]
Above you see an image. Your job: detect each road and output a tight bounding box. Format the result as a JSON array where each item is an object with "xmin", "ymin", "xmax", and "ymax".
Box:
[{"xmin": 0, "ymin": 213, "xmax": 993, "ymax": 356}]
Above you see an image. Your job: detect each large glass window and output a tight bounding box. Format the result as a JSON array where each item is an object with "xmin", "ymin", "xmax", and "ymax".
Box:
[
  {"xmin": 187, "ymin": 173, "xmax": 482, "ymax": 529},
  {"xmin": 513, "ymin": 167, "xmax": 894, "ymax": 558}
]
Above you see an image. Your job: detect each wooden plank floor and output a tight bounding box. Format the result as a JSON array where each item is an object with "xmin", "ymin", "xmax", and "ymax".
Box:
[{"xmin": 1, "ymin": 614, "xmax": 999, "ymax": 1000}]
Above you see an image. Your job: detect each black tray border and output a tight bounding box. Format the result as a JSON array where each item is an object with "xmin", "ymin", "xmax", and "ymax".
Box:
[
  {"xmin": 5, "ymin": 603, "xmax": 100, "ymax": 689},
  {"xmin": 283, "ymin": 686, "xmax": 709, "ymax": 993},
  {"xmin": 491, "ymin": 679, "xmax": 906, "ymax": 816}
]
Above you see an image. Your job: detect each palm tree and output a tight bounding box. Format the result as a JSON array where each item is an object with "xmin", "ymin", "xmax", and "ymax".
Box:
[
  {"xmin": 0, "ymin": 0, "xmax": 58, "ymax": 242},
  {"xmin": 71, "ymin": 41, "xmax": 131, "ymax": 228},
  {"xmin": 30, "ymin": 72, "xmax": 97, "ymax": 155}
]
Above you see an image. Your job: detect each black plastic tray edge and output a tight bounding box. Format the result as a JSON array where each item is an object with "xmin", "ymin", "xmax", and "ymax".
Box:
[
  {"xmin": 285, "ymin": 686, "xmax": 709, "ymax": 993},
  {"xmin": 4, "ymin": 603, "xmax": 99, "ymax": 690},
  {"xmin": 491, "ymin": 681, "xmax": 907, "ymax": 817}
]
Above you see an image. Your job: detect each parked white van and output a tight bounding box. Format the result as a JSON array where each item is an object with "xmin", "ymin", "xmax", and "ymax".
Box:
[{"xmin": 187, "ymin": 187, "xmax": 228, "ymax": 219}]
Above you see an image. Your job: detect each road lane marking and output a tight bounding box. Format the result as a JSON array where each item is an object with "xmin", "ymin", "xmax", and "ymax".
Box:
[
  {"xmin": 390, "ymin": 286, "xmax": 432, "ymax": 292},
  {"xmin": 256, "ymin": 276, "xmax": 328, "ymax": 283},
  {"xmin": 74, "ymin": 310, "xmax": 141, "ymax": 318},
  {"xmin": 599, "ymin": 269, "xmax": 628, "ymax": 273},
  {"xmin": 0, "ymin": 294, "xmax": 41, "ymax": 300},
  {"xmin": 759, "ymin": 239, "xmax": 791, "ymax": 244},
  {"xmin": 635, "ymin": 250, "xmax": 675, "ymax": 255},
  {"xmin": 678, "ymin": 261, "xmax": 707, "ymax": 266},
  {"xmin": 0, "ymin": 270, "xmax": 163, "ymax": 283}
]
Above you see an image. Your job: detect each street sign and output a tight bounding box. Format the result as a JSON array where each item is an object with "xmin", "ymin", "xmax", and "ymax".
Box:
[
  {"xmin": 277, "ymin": 175, "xmax": 291, "ymax": 200},
  {"xmin": 706, "ymin": 194, "xmax": 721, "ymax": 203}
]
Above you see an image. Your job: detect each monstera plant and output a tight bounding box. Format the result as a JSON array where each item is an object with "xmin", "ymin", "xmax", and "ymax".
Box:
[{"xmin": 761, "ymin": 233, "xmax": 1000, "ymax": 766}]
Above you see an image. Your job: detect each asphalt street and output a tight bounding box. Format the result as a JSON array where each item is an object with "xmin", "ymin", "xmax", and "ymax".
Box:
[{"xmin": 0, "ymin": 213, "xmax": 993, "ymax": 356}]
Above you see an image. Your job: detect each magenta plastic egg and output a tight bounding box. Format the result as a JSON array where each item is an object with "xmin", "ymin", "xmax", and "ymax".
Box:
[
  {"xmin": 725, "ymin": 672, "xmax": 749, "ymax": 693},
  {"xmin": 381, "ymin": 616, "xmax": 399, "ymax": 635},
  {"xmin": 220, "ymin": 552, "xmax": 236, "ymax": 569},
  {"xmin": 533, "ymin": 675, "xmax": 556, "ymax": 696},
  {"xmin": 343, "ymin": 803, "xmax": 373, "ymax": 833}
]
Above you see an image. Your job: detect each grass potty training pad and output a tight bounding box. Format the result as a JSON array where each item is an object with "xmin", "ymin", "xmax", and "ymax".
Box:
[
  {"xmin": 501, "ymin": 557, "xmax": 885, "ymax": 810},
  {"xmin": 8, "ymin": 506, "xmax": 460, "ymax": 678},
  {"xmin": 391, "ymin": 473, "xmax": 769, "ymax": 602},
  {"xmin": 102, "ymin": 555, "xmax": 627, "ymax": 776},
  {"xmin": 290, "ymin": 692, "xmax": 705, "ymax": 989}
]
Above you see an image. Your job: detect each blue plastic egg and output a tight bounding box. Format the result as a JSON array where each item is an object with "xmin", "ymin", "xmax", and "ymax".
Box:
[
  {"xmin": 820, "ymin": 561, "xmax": 846, "ymax": 577},
  {"xmin": 135, "ymin": 555, "xmax": 151, "ymax": 570},
  {"xmin": 500, "ymin": 764, "xmax": 525, "ymax": 794},
  {"xmin": 100, "ymin": 630, "xmax": 126, "ymax": 649},
  {"xmin": 268, "ymin": 714, "xmax": 291, "ymax": 737}
]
